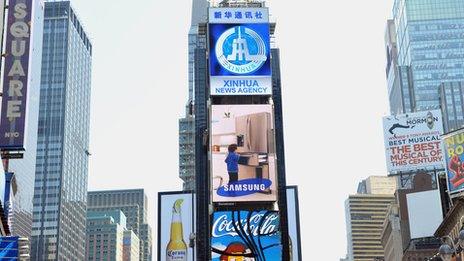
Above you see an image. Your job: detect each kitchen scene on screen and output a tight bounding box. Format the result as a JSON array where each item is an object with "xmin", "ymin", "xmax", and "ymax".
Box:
[{"xmin": 211, "ymin": 105, "xmax": 277, "ymax": 203}]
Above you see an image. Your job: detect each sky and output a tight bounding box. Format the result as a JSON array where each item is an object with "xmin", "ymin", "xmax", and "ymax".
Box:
[{"xmin": 72, "ymin": 0, "xmax": 394, "ymax": 259}]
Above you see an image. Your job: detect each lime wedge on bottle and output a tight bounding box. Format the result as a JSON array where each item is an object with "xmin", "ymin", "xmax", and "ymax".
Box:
[{"xmin": 173, "ymin": 199, "xmax": 184, "ymax": 213}]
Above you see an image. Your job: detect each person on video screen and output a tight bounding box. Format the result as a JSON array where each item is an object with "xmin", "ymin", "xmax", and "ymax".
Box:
[{"xmin": 225, "ymin": 144, "xmax": 240, "ymax": 184}]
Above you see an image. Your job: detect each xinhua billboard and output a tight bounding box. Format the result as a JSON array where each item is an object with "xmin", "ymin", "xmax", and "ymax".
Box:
[
  {"xmin": 443, "ymin": 129, "xmax": 464, "ymax": 195},
  {"xmin": 208, "ymin": 7, "xmax": 272, "ymax": 96},
  {"xmin": 0, "ymin": 0, "xmax": 33, "ymax": 151},
  {"xmin": 211, "ymin": 210, "xmax": 281, "ymax": 261},
  {"xmin": 383, "ymin": 110, "xmax": 444, "ymax": 173},
  {"xmin": 210, "ymin": 105, "xmax": 277, "ymax": 203}
]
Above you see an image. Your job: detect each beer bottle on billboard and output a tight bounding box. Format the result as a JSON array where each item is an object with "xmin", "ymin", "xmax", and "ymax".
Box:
[{"xmin": 166, "ymin": 199, "xmax": 188, "ymax": 261}]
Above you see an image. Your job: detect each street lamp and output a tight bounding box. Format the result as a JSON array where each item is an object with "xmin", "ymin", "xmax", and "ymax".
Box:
[
  {"xmin": 437, "ymin": 217, "xmax": 464, "ymax": 261},
  {"xmin": 459, "ymin": 230, "xmax": 464, "ymax": 249},
  {"xmin": 439, "ymin": 243, "xmax": 455, "ymax": 261}
]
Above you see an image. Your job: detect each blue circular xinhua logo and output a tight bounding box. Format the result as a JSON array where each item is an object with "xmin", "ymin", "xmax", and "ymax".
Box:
[{"xmin": 215, "ymin": 26, "xmax": 267, "ymax": 75}]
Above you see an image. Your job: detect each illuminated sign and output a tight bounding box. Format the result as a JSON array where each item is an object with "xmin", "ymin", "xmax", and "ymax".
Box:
[
  {"xmin": 211, "ymin": 105, "xmax": 277, "ymax": 203},
  {"xmin": 209, "ymin": 8, "xmax": 271, "ymax": 96},
  {"xmin": 211, "ymin": 211, "xmax": 281, "ymax": 261}
]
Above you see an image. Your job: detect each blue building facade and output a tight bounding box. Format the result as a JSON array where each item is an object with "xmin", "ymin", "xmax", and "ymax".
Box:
[
  {"xmin": 387, "ymin": 0, "xmax": 464, "ymax": 118},
  {"xmin": 31, "ymin": 1, "xmax": 92, "ymax": 260},
  {"xmin": 178, "ymin": 0, "xmax": 208, "ymax": 191},
  {"xmin": 440, "ymin": 81, "xmax": 464, "ymax": 132}
]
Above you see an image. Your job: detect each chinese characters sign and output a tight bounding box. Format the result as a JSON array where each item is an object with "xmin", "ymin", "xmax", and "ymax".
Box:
[
  {"xmin": 0, "ymin": 0, "xmax": 33, "ymax": 151},
  {"xmin": 383, "ymin": 110, "xmax": 444, "ymax": 173},
  {"xmin": 209, "ymin": 7, "xmax": 269, "ymax": 24}
]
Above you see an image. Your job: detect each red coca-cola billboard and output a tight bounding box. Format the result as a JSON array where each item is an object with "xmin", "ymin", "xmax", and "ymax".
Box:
[{"xmin": 211, "ymin": 210, "xmax": 281, "ymax": 261}]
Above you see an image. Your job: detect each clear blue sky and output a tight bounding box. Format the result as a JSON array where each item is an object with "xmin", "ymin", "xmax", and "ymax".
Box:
[{"xmin": 72, "ymin": 0, "xmax": 394, "ymax": 258}]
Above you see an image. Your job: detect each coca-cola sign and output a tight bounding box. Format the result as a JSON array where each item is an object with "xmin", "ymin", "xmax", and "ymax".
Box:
[
  {"xmin": 212, "ymin": 212, "xmax": 279, "ymax": 237},
  {"xmin": 211, "ymin": 211, "xmax": 281, "ymax": 261}
]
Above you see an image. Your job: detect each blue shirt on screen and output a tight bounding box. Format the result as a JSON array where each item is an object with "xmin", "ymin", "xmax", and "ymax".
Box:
[{"xmin": 225, "ymin": 152, "xmax": 240, "ymax": 172}]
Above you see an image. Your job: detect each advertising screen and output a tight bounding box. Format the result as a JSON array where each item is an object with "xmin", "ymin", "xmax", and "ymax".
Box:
[
  {"xmin": 158, "ymin": 192, "xmax": 194, "ymax": 261},
  {"xmin": 208, "ymin": 8, "xmax": 271, "ymax": 96},
  {"xmin": 383, "ymin": 110, "xmax": 444, "ymax": 173},
  {"xmin": 211, "ymin": 105, "xmax": 277, "ymax": 203},
  {"xmin": 0, "ymin": 237, "xmax": 19, "ymax": 258},
  {"xmin": 443, "ymin": 129, "xmax": 464, "ymax": 194},
  {"xmin": 0, "ymin": 0, "xmax": 33, "ymax": 151},
  {"xmin": 211, "ymin": 210, "xmax": 281, "ymax": 260},
  {"xmin": 287, "ymin": 187, "xmax": 302, "ymax": 261}
]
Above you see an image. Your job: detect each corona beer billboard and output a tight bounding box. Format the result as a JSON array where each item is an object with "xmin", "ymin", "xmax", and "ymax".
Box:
[
  {"xmin": 208, "ymin": 8, "xmax": 271, "ymax": 96},
  {"xmin": 158, "ymin": 191, "xmax": 195, "ymax": 261}
]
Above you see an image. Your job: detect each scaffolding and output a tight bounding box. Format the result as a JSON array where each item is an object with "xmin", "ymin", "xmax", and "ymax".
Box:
[{"xmin": 216, "ymin": 0, "xmax": 265, "ymax": 8}]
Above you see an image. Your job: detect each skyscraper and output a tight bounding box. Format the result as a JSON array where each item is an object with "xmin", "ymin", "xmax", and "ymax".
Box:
[
  {"xmin": 439, "ymin": 81, "xmax": 464, "ymax": 133},
  {"xmin": 87, "ymin": 189, "xmax": 152, "ymax": 261},
  {"xmin": 345, "ymin": 176, "xmax": 396, "ymax": 261},
  {"xmin": 386, "ymin": 0, "xmax": 464, "ymax": 122},
  {"xmin": 31, "ymin": 1, "xmax": 92, "ymax": 260},
  {"xmin": 178, "ymin": 0, "xmax": 208, "ymax": 191},
  {"xmin": 345, "ymin": 194, "xmax": 396, "ymax": 260},
  {"xmin": 7, "ymin": 0, "xmax": 44, "ymax": 239},
  {"xmin": 86, "ymin": 210, "xmax": 126, "ymax": 261},
  {"xmin": 193, "ymin": 0, "xmax": 291, "ymax": 259}
]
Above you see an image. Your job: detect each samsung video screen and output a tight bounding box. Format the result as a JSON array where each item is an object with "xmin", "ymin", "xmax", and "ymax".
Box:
[{"xmin": 210, "ymin": 105, "xmax": 277, "ymax": 203}]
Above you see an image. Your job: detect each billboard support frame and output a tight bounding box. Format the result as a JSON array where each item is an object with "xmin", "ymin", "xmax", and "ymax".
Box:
[{"xmin": 287, "ymin": 186, "xmax": 303, "ymax": 260}]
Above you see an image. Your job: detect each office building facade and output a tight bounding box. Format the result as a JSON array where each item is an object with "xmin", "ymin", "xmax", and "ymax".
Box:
[
  {"xmin": 123, "ymin": 230, "xmax": 139, "ymax": 261},
  {"xmin": 381, "ymin": 204, "xmax": 403, "ymax": 261},
  {"xmin": 362, "ymin": 176, "xmax": 397, "ymax": 195},
  {"xmin": 345, "ymin": 194, "xmax": 396, "ymax": 261},
  {"xmin": 86, "ymin": 211, "xmax": 126, "ymax": 261},
  {"xmin": 439, "ymin": 81, "xmax": 464, "ymax": 133},
  {"xmin": 87, "ymin": 190, "xmax": 152, "ymax": 261},
  {"xmin": 386, "ymin": 0, "xmax": 464, "ymax": 118},
  {"xmin": 7, "ymin": 0, "xmax": 44, "ymax": 239},
  {"xmin": 178, "ymin": 0, "xmax": 208, "ymax": 191},
  {"xmin": 31, "ymin": 1, "xmax": 92, "ymax": 260}
]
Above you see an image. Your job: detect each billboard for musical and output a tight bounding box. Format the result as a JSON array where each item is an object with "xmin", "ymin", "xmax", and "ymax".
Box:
[
  {"xmin": 208, "ymin": 7, "xmax": 272, "ymax": 96},
  {"xmin": 0, "ymin": 0, "xmax": 33, "ymax": 150},
  {"xmin": 383, "ymin": 110, "xmax": 444, "ymax": 173},
  {"xmin": 443, "ymin": 129, "xmax": 464, "ymax": 195},
  {"xmin": 211, "ymin": 210, "xmax": 281, "ymax": 260},
  {"xmin": 211, "ymin": 105, "xmax": 277, "ymax": 203}
]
